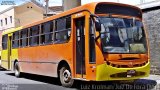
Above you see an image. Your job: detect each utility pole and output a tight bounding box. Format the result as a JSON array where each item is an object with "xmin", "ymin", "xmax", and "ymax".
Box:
[{"xmin": 45, "ymin": 0, "xmax": 49, "ymax": 17}]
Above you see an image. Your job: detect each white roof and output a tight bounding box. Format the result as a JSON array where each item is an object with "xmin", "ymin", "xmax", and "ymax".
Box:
[{"xmin": 137, "ymin": 0, "xmax": 160, "ymax": 9}]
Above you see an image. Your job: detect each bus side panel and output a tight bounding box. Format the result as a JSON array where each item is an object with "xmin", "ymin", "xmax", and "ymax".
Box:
[
  {"xmin": 11, "ymin": 49, "xmax": 19, "ymax": 70},
  {"xmin": 18, "ymin": 43, "xmax": 72, "ymax": 77},
  {"xmin": 1, "ymin": 50, "xmax": 8, "ymax": 69},
  {"xmin": 18, "ymin": 46, "xmax": 36, "ymax": 73}
]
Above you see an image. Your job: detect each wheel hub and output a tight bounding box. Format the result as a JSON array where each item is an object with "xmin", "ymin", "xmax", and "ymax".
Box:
[
  {"xmin": 15, "ymin": 65, "xmax": 19, "ymax": 76},
  {"xmin": 63, "ymin": 69, "xmax": 71, "ymax": 83}
]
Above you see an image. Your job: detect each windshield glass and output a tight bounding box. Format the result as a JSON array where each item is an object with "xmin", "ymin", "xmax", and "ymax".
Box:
[{"xmin": 99, "ymin": 17, "xmax": 147, "ymax": 53}]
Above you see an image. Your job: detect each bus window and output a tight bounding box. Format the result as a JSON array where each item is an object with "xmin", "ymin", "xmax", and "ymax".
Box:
[
  {"xmin": 29, "ymin": 25, "xmax": 40, "ymax": 46},
  {"xmin": 12, "ymin": 31, "xmax": 19, "ymax": 48},
  {"xmin": 20, "ymin": 29, "xmax": 28, "ymax": 47},
  {"xmin": 40, "ymin": 21, "xmax": 53, "ymax": 44},
  {"xmin": 2, "ymin": 34, "xmax": 8, "ymax": 50},
  {"xmin": 54, "ymin": 16, "xmax": 71, "ymax": 43},
  {"xmin": 89, "ymin": 18, "xmax": 96, "ymax": 63},
  {"xmin": 57, "ymin": 18, "xmax": 66, "ymax": 30}
]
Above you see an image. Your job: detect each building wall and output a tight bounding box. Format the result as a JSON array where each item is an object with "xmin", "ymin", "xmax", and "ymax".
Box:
[
  {"xmin": 63, "ymin": 0, "xmax": 81, "ymax": 11},
  {"xmin": 0, "ymin": 2, "xmax": 44, "ymax": 50},
  {"xmin": 15, "ymin": 2, "xmax": 44, "ymax": 27},
  {"xmin": 0, "ymin": 8, "xmax": 15, "ymax": 50},
  {"xmin": 143, "ymin": 9, "xmax": 160, "ymax": 74},
  {"xmin": 0, "ymin": 8, "xmax": 15, "ymax": 31}
]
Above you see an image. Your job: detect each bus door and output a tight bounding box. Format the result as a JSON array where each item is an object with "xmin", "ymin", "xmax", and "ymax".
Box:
[
  {"xmin": 7, "ymin": 35, "xmax": 12, "ymax": 70},
  {"xmin": 75, "ymin": 17, "xmax": 86, "ymax": 78}
]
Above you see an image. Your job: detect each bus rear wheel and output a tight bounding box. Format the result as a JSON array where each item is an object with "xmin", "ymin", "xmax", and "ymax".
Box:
[
  {"xmin": 14, "ymin": 62, "xmax": 20, "ymax": 77},
  {"xmin": 59, "ymin": 66, "xmax": 74, "ymax": 87}
]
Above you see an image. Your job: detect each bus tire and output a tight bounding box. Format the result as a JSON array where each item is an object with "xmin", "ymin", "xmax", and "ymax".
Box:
[
  {"xmin": 14, "ymin": 62, "xmax": 20, "ymax": 77},
  {"xmin": 59, "ymin": 66, "xmax": 74, "ymax": 87}
]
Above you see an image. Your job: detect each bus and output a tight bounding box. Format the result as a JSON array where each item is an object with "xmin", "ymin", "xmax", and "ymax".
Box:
[{"xmin": 1, "ymin": 2, "xmax": 150, "ymax": 87}]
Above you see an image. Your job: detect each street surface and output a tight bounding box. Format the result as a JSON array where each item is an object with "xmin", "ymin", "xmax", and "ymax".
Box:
[{"xmin": 0, "ymin": 67, "xmax": 159, "ymax": 90}]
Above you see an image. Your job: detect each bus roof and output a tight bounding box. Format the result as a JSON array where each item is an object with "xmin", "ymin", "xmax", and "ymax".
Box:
[
  {"xmin": 23, "ymin": 2, "xmax": 141, "ymax": 29},
  {"xmin": 2, "ymin": 2, "xmax": 141, "ymax": 35},
  {"xmin": 2, "ymin": 26, "xmax": 23, "ymax": 35}
]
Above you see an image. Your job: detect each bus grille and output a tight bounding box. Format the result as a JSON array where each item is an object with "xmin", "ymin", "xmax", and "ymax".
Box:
[
  {"xmin": 110, "ymin": 72, "xmax": 145, "ymax": 78},
  {"xmin": 106, "ymin": 61, "xmax": 148, "ymax": 68}
]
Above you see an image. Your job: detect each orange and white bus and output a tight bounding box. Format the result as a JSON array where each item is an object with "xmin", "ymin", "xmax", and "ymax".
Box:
[{"xmin": 1, "ymin": 2, "xmax": 150, "ymax": 87}]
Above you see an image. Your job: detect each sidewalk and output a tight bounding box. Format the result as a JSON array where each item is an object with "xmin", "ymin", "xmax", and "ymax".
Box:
[
  {"xmin": 143, "ymin": 75, "xmax": 160, "ymax": 90},
  {"xmin": 144, "ymin": 75, "xmax": 160, "ymax": 84}
]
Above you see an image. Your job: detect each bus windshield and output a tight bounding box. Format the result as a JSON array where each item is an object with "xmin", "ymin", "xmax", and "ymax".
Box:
[{"xmin": 99, "ymin": 17, "xmax": 147, "ymax": 53}]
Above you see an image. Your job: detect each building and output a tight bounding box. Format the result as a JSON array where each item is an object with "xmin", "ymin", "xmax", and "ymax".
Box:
[
  {"xmin": 0, "ymin": 2, "xmax": 45, "ymax": 31},
  {"xmin": 48, "ymin": 6, "xmax": 63, "ymax": 16},
  {"xmin": 63, "ymin": 0, "xmax": 81, "ymax": 11},
  {"xmin": 138, "ymin": 1, "xmax": 160, "ymax": 75},
  {"xmin": 0, "ymin": 1, "xmax": 45, "ymax": 50}
]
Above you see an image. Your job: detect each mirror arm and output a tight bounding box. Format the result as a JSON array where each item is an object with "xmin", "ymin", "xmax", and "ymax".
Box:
[
  {"xmin": 90, "ymin": 14, "xmax": 101, "ymax": 41},
  {"xmin": 90, "ymin": 14, "xmax": 100, "ymax": 23},
  {"xmin": 90, "ymin": 14, "xmax": 99, "ymax": 18}
]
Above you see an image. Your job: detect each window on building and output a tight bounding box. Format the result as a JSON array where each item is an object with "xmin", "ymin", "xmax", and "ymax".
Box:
[
  {"xmin": 40, "ymin": 21, "xmax": 53, "ymax": 44},
  {"xmin": 54, "ymin": 16, "xmax": 71, "ymax": 43},
  {"xmin": 29, "ymin": 25, "xmax": 40, "ymax": 46},
  {"xmin": 12, "ymin": 31, "xmax": 19, "ymax": 48},
  {"xmin": 20, "ymin": 29, "xmax": 28, "ymax": 47},
  {"xmin": 1, "ymin": 20, "xmax": 3, "ymax": 26},
  {"xmin": 5, "ymin": 18, "xmax": 7, "ymax": 25},
  {"xmin": 10, "ymin": 16, "xmax": 12, "ymax": 23},
  {"xmin": 2, "ymin": 34, "xmax": 8, "ymax": 50}
]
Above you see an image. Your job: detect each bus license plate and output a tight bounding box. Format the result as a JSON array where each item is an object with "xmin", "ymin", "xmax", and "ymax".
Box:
[{"xmin": 127, "ymin": 70, "xmax": 136, "ymax": 77}]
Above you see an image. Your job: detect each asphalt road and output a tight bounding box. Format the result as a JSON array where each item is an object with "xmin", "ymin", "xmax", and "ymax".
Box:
[{"xmin": 0, "ymin": 67, "xmax": 159, "ymax": 90}]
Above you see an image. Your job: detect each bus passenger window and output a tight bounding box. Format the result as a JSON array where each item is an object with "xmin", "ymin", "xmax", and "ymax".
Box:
[
  {"xmin": 20, "ymin": 29, "xmax": 28, "ymax": 47},
  {"xmin": 2, "ymin": 34, "xmax": 8, "ymax": 50},
  {"xmin": 12, "ymin": 31, "xmax": 19, "ymax": 48},
  {"xmin": 44, "ymin": 21, "xmax": 53, "ymax": 44},
  {"xmin": 40, "ymin": 21, "xmax": 53, "ymax": 45},
  {"xmin": 40, "ymin": 25, "xmax": 44, "ymax": 44},
  {"xmin": 54, "ymin": 16, "xmax": 71, "ymax": 43},
  {"xmin": 55, "ymin": 31, "xmax": 68, "ymax": 42},
  {"xmin": 40, "ymin": 34, "xmax": 45, "ymax": 44},
  {"xmin": 29, "ymin": 25, "xmax": 40, "ymax": 46},
  {"xmin": 57, "ymin": 18, "xmax": 66, "ymax": 30}
]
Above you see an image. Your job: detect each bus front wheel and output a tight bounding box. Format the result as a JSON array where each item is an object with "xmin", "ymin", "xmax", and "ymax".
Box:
[
  {"xmin": 14, "ymin": 62, "xmax": 20, "ymax": 77},
  {"xmin": 59, "ymin": 66, "xmax": 74, "ymax": 87}
]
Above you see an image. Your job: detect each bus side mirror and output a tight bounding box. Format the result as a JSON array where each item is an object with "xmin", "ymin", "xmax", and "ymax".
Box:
[
  {"xmin": 90, "ymin": 14, "xmax": 101, "ymax": 32},
  {"xmin": 95, "ymin": 21, "xmax": 101, "ymax": 32}
]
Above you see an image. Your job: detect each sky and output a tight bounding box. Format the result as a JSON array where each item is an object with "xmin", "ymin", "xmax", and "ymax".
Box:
[{"xmin": 0, "ymin": 0, "xmax": 157, "ymax": 12}]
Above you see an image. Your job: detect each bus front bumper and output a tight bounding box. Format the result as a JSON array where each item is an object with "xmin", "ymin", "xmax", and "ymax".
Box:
[{"xmin": 96, "ymin": 62, "xmax": 150, "ymax": 81}]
